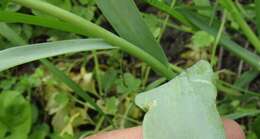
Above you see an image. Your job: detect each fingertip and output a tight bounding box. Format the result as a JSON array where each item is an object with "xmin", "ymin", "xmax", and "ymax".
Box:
[
  {"xmin": 223, "ymin": 119, "xmax": 245, "ymax": 139},
  {"xmin": 86, "ymin": 127, "xmax": 142, "ymax": 139}
]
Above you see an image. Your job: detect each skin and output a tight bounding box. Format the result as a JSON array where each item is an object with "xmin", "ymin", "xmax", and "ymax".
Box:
[{"xmin": 86, "ymin": 119, "xmax": 245, "ymax": 139}]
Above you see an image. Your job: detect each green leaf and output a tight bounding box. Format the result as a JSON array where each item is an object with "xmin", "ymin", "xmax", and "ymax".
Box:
[
  {"xmin": 41, "ymin": 59, "xmax": 104, "ymax": 114},
  {"xmin": 46, "ymin": 92, "xmax": 69, "ymax": 115},
  {"xmin": 135, "ymin": 60, "xmax": 226, "ymax": 139},
  {"xmin": 96, "ymin": 0, "xmax": 169, "ymax": 66},
  {"xmin": 72, "ymin": 5, "xmax": 96, "ymax": 21},
  {"xmin": 0, "ymin": 39, "xmax": 114, "ymax": 72},
  {"xmin": 180, "ymin": 10, "xmax": 260, "ymax": 71},
  {"xmin": 225, "ymin": 108, "xmax": 260, "ymax": 120},
  {"xmin": 234, "ymin": 69, "xmax": 259, "ymax": 88},
  {"xmin": 143, "ymin": 0, "xmax": 191, "ymax": 27},
  {"xmin": 116, "ymin": 73, "xmax": 141, "ymax": 94},
  {"xmin": 0, "ymin": 11, "xmax": 89, "ymax": 36},
  {"xmin": 79, "ymin": 0, "xmax": 95, "ymax": 5},
  {"xmin": 191, "ymin": 31, "xmax": 215, "ymax": 49},
  {"xmin": 144, "ymin": 0, "xmax": 260, "ymax": 71},
  {"xmin": 142, "ymin": 13, "xmax": 162, "ymax": 38},
  {"xmin": 193, "ymin": 0, "xmax": 211, "ymax": 16},
  {"xmin": 0, "ymin": 0, "xmax": 8, "ymax": 9},
  {"xmin": 0, "ymin": 121, "xmax": 7, "ymax": 138},
  {"xmin": 0, "ymin": 23, "xmax": 26, "ymax": 45},
  {"xmin": 10, "ymin": 0, "xmax": 175, "ymax": 79},
  {"xmin": 1, "ymin": 1, "xmax": 21, "ymax": 12},
  {"xmin": 252, "ymin": 115, "xmax": 260, "ymax": 138},
  {"xmin": 100, "ymin": 68, "xmax": 118, "ymax": 93},
  {"xmin": 255, "ymin": 0, "xmax": 260, "ymax": 35},
  {"xmin": 32, "ymin": 0, "xmax": 71, "ymax": 16},
  {"xmin": 219, "ymin": 0, "xmax": 260, "ymax": 53},
  {"xmin": 0, "ymin": 22, "xmax": 106, "ymax": 117},
  {"xmin": 29, "ymin": 124, "xmax": 50, "ymax": 139},
  {"xmin": 0, "ymin": 91, "xmax": 32, "ymax": 139},
  {"xmin": 103, "ymin": 97, "xmax": 119, "ymax": 115}
]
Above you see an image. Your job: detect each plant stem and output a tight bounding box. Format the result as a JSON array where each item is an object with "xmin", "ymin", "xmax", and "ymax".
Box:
[
  {"xmin": 93, "ymin": 50, "xmax": 103, "ymax": 95},
  {"xmin": 211, "ymin": 11, "xmax": 226, "ymax": 66},
  {"xmin": 12, "ymin": 0, "xmax": 175, "ymax": 79},
  {"xmin": 145, "ymin": 0, "xmax": 260, "ymax": 71},
  {"xmin": 157, "ymin": 0, "xmax": 176, "ymax": 41}
]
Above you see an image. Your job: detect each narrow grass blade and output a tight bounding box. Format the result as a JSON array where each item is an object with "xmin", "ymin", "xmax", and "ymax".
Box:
[
  {"xmin": 0, "ymin": 39, "xmax": 114, "ymax": 72},
  {"xmin": 96, "ymin": 0, "xmax": 168, "ymax": 66},
  {"xmin": 0, "ymin": 23, "xmax": 108, "ymax": 114},
  {"xmin": 0, "ymin": 11, "xmax": 88, "ymax": 36},
  {"xmin": 255, "ymin": 0, "xmax": 260, "ymax": 35},
  {"xmin": 0, "ymin": 23, "xmax": 26, "ymax": 45},
  {"xmin": 218, "ymin": 79, "xmax": 260, "ymax": 97},
  {"xmin": 180, "ymin": 10, "xmax": 260, "ymax": 71},
  {"xmin": 40, "ymin": 59, "xmax": 104, "ymax": 114},
  {"xmin": 11, "ymin": 0, "xmax": 175, "ymax": 79},
  {"xmin": 219, "ymin": 0, "xmax": 260, "ymax": 53},
  {"xmin": 234, "ymin": 69, "xmax": 259, "ymax": 88},
  {"xmin": 143, "ymin": 0, "xmax": 260, "ymax": 71},
  {"xmin": 193, "ymin": 0, "xmax": 211, "ymax": 16},
  {"xmin": 143, "ymin": 0, "xmax": 191, "ymax": 26},
  {"xmin": 225, "ymin": 109, "xmax": 260, "ymax": 120}
]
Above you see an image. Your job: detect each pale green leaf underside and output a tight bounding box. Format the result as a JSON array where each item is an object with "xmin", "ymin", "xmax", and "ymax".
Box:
[
  {"xmin": 135, "ymin": 60, "xmax": 226, "ymax": 139},
  {"xmin": 0, "ymin": 39, "xmax": 114, "ymax": 72}
]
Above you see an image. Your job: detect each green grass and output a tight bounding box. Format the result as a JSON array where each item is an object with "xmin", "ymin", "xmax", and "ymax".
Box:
[{"xmin": 0, "ymin": 0, "xmax": 260, "ymax": 138}]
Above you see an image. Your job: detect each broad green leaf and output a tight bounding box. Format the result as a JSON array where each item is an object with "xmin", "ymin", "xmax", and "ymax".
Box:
[
  {"xmin": 191, "ymin": 31, "xmax": 215, "ymax": 49},
  {"xmin": 0, "ymin": 39, "xmax": 114, "ymax": 72},
  {"xmin": 46, "ymin": 92, "xmax": 69, "ymax": 115},
  {"xmin": 100, "ymin": 68, "xmax": 118, "ymax": 93},
  {"xmin": 101, "ymin": 97, "xmax": 119, "ymax": 115},
  {"xmin": 96, "ymin": 0, "xmax": 169, "ymax": 66},
  {"xmin": 135, "ymin": 60, "xmax": 226, "ymax": 139},
  {"xmin": 0, "ymin": 91, "xmax": 32, "ymax": 139},
  {"xmin": 29, "ymin": 124, "xmax": 50, "ymax": 139},
  {"xmin": 116, "ymin": 73, "xmax": 141, "ymax": 94}
]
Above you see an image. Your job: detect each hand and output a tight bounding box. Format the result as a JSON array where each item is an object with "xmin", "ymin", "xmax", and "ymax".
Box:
[{"xmin": 86, "ymin": 119, "xmax": 245, "ymax": 139}]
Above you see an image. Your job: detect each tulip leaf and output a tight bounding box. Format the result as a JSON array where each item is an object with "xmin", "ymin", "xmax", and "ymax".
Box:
[
  {"xmin": 96, "ymin": 0, "xmax": 169, "ymax": 66},
  {"xmin": 0, "ymin": 39, "xmax": 114, "ymax": 72},
  {"xmin": 135, "ymin": 60, "xmax": 226, "ymax": 139}
]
